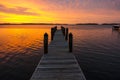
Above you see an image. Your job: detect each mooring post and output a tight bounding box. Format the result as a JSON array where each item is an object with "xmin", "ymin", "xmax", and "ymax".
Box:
[
  {"xmin": 51, "ymin": 28, "xmax": 54, "ymax": 41},
  {"xmin": 61, "ymin": 26, "xmax": 63, "ymax": 31},
  {"xmin": 54, "ymin": 27, "xmax": 57, "ymax": 33},
  {"xmin": 54, "ymin": 26, "xmax": 57, "ymax": 31},
  {"xmin": 69, "ymin": 33, "xmax": 73, "ymax": 52},
  {"xmin": 44, "ymin": 33, "xmax": 48, "ymax": 54},
  {"xmin": 63, "ymin": 27, "xmax": 65, "ymax": 36},
  {"xmin": 51, "ymin": 26, "xmax": 57, "ymax": 41},
  {"xmin": 65, "ymin": 28, "xmax": 68, "ymax": 40},
  {"xmin": 61, "ymin": 26, "xmax": 63, "ymax": 33},
  {"xmin": 61, "ymin": 26, "xmax": 65, "ymax": 36},
  {"xmin": 53, "ymin": 27, "xmax": 56, "ymax": 34}
]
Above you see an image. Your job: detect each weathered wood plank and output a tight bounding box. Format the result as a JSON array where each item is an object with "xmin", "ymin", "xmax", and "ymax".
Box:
[{"xmin": 30, "ymin": 29, "xmax": 86, "ymax": 80}]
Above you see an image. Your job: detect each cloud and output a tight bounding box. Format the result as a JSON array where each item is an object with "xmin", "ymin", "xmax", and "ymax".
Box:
[
  {"xmin": 36, "ymin": 0, "xmax": 120, "ymax": 12},
  {"xmin": 0, "ymin": 4, "xmax": 39, "ymax": 15},
  {"xmin": 79, "ymin": 0, "xmax": 120, "ymax": 11}
]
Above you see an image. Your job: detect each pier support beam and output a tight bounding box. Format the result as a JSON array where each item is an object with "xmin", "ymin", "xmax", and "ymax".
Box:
[
  {"xmin": 69, "ymin": 33, "xmax": 73, "ymax": 52},
  {"xmin": 44, "ymin": 33, "xmax": 48, "ymax": 54}
]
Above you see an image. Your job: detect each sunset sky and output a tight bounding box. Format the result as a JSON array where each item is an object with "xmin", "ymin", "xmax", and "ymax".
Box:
[{"xmin": 0, "ymin": 0, "xmax": 120, "ymax": 24}]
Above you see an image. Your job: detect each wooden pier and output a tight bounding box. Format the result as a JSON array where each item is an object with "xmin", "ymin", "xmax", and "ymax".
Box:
[{"xmin": 30, "ymin": 27, "xmax": 86, "ymax": 80}]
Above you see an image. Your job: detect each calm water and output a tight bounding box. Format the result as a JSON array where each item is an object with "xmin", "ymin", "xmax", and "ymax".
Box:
[{"xmin": 0, "ymin": 25, "xmax": 120, "ymax": 80}]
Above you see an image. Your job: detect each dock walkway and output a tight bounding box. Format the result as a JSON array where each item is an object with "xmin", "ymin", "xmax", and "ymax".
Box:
[{"xmin": 30, "ymin": 29, "xmax": 86, "ymax": 80}]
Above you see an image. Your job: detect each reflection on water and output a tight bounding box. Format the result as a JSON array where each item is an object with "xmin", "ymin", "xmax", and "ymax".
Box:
[
  {"xmin": 0, "ymin": 27, "xmax": 51, "ymax": 61},
  {"xmin": 0, "ymin": 25, "xmax": 52, "ymax": 80},
  {"xmin": 0, "ymin": 25, "xmax": 120, "ymax": 80}
]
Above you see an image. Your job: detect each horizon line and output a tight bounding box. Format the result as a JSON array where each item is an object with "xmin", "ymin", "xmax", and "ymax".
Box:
[{"xmin": 0, "ymin": 22, "xmax": 120, "ymax": 25}]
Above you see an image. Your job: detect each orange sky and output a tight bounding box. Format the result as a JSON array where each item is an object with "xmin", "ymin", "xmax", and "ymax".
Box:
[{"xmin": 0, "ymin": 0, "xmax": 120, "ymax": 24}]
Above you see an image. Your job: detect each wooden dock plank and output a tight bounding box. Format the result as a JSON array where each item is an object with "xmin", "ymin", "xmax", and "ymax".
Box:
[{"xmin": 30, "ymin": 29, "xmax": 86, "ymax": 80}]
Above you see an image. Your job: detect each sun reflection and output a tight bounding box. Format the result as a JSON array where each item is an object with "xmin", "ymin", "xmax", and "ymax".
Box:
[{"xmin": 0, "ymin": 27, "xmax": 51, "ymax": 57}]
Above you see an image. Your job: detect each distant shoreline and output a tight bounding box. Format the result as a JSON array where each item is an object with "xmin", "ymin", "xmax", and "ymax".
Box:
[
  {"xmin": 0, "ymin": 23, "xmax": 119, "ymax": 25},
  {"xmin": 0, "ymin": 23, "xmax": 68, "ymax": 25}
]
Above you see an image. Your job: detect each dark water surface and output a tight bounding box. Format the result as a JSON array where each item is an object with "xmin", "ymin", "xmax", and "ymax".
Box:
[
  {"xmin": 0, "ymin": 25, "xmax": 120, "ymax": 80},
  {"xmin": 69, "ymin": 25, "xmax": 120, "ymax": 80}
]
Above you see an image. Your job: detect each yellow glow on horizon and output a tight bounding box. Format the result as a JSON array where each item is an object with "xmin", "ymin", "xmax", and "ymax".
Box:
[
  {"xmin": 0, "ymin": 0, "xmax": 57, "ymax": 23},
  {"xmin": 1, "ymin": 15, "xmax": 56, "ymax": 23},
  {"xmin": 0, "ymin": 9, "xmax": 56, "ymax": 23},
  {"xmin": 0, "ymin": 0, "xmax": 120, "ymax": 23}
]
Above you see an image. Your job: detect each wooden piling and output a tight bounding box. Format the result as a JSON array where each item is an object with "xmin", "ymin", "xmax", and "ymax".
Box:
[
  {"xmin": 61, "ymin": 26, "xmax": 65, "ymax": 36},
  {"xmin": 61, "ymin": 26, "xmax": 63, "ymax": 32},
  {"xmin": 69, "ymin": 33, "xmax": 73, "ymax": 52},
  {"xmin": 65, "ymin": 28, "xmax": 68, "ymax": 40},
  {"xmin": 54, "ymin": 26, "xmax": 57, "ymax": 31},
  {"xmin": 51, "ymin": 28, "xmax": 54, "ymax": 41},
  {"xmin": 63, "ymin": 28, "xmax": 65, "ymax": 36},
  {"xmin": 44, "ymin": 33, "xmax": 48, "ymax": 54},
  {"xmin": 51, "ymin": 26, "xmax": 57, "ymax": 41}
]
